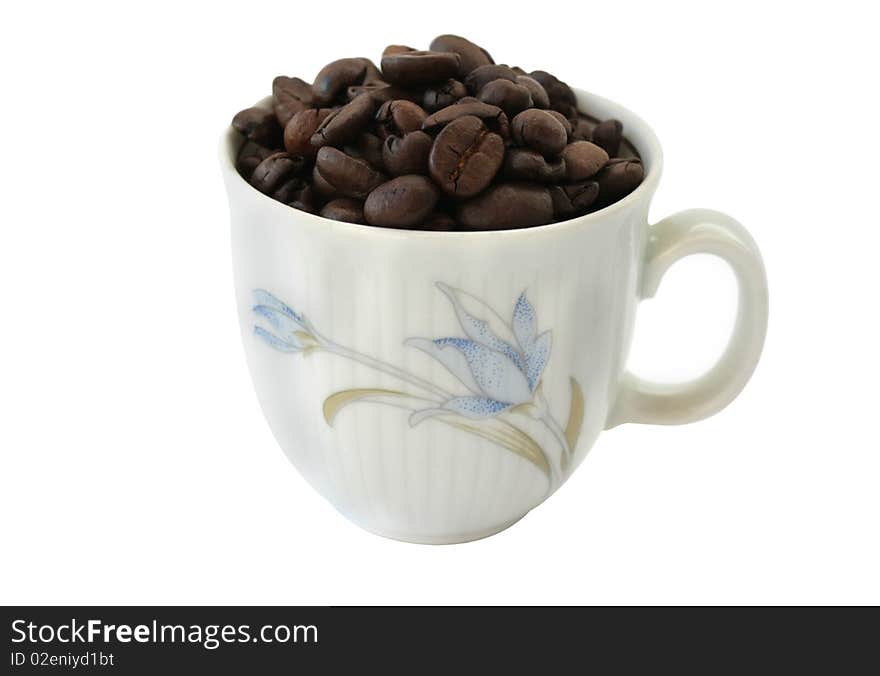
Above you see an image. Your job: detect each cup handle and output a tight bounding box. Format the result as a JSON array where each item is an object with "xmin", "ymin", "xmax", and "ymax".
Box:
[{"xmin": 605, "ymin": 209, "xmax": 769, "ymax": 428}]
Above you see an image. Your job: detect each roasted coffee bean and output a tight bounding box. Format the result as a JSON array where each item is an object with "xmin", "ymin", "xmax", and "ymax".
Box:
[
  {"xmin": 382, "ymin": 45, "xmax": 415, "ymax": 57},
  {"xmin": 382, "ymin": 131, "xmax": 433, "ymax": 176},
  {"xmin": 421, "ymin": 211, "xmax": 458, "ymax": 231},
  {"xmin": 311, "ymin": 166, "xmax": 338, "ymax": 198},
  {"xmin": 478, "ymin": 79, "xmax": 533, "ymax": 118},
  {"xmin": 271, "ymin": 177, "xmax": 307, "ymax": 204},
  {"xmin": 591, "ymin": 119, "xmax": 623, "ymax": 157},
  {"xmin": 346, "ymin": 83, "xmax": 421, "ymax": 104},
  {"xmin": 548, "ymin": 110, "xmax": 574, "ymax": 140},
  {"xmin": 595, "ymin": 158, "xmax": 644, "ymax": 204},
  {"xmin": 272, "ymin": 76, "xmax": 313, "ymax": 127},
  {"xmin": 528, "ymin": 70, "xmax": 577, "ymax": 118},
  {"xmin": 232, "ymin": 107, "xmax": 282, "ymax": 147},
  {"xmin": 312, "ymin": 58, "xmax": 369, "ymax": 105},
  {"xmin": 549, "ymin": 181, "xmax": 599, "ymax": 218},
  {"xmin": 375, "ymin": 100, "xmax": 427, "ymax": 138},
  {"xmin": 562, "ymin": 141, "xmax": 609, "ymax": 181},
  {"xmin": 617, "ymin": 136, "xmax": 640, "ymax": 161},
  {"xmin": 249, "ymin": 152, "xmax": 306, "ymax": 194},
  {"xmin": 516, "ymin": 76, "xmax": 550, "ymax": 109},
  {"xmin": 464, "ymin": 64, "xmax": 518, "ymax": 94},
  {"xmin": 364, "ymin": 175, "xmax": 439, "ymax": 228},
  {"xmin": 511, "ymin": 109, "xmax": 568, "ymax": 158},
  {"xmin": 283, "ymin": 108, "xmax": 332, "ymax": 158},
  {"xmin": 288, "ymin": 183, "xmax": 319, "ymax": 213},
  {"xmin": 423, "ymin": 79, "xmax": 467, "ymax": 111},
  {"xmin": 320, "ymin": 198, "xmax": 366, "ymax": 224},
  {"xmin": 236, "ymin": 140, "xmax": 275, "ymax": 179},
  {"xmin": 359, "ymin": 59, "xmax": 384, "ymax": 86},
  {"xmin": 571, "ymin": 117, "xmax": 593, "ymax": 140},
  {"xmin": 428, "ymin": 34, "xmax": 493, "ymax": 77},
  {"xmin": 503, "ymin": 148, "xmax": 567, "ymax": 183},
  {"xmin": 422, "ymin": 101, "xmax": 509, "ymax": 138},
  {"xmin": 311, "ymin": 93, "xmax": 377, "ymax": 149},
  {"xmin": 458, "ymin": 183, "xmax": 553, "ymax": 230},
  {"xmin": 344, "ymin": 132, "xmax": 384, "ymax": 170},
  {"xmin": 380, "ymin": 51, "xmax": 461, "ymax": 87},
  {"xmin": 314, "ymin": 146, "xmax": 385, "ymax": 198},
  {"xmin": 428, "ymin": 115, "xmax": 504, "ymax": 198}
]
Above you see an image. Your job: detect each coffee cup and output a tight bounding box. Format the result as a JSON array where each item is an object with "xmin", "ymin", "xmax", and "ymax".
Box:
[{"xmin": 220, "ymin": 88, "xmax": 768, "ymax": 544}]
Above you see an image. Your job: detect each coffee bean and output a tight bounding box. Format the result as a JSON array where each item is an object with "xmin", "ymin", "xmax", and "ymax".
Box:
[
  {"xmin": 283, "ymin": 108, "xmax": 332, "ymax": 158},
  {"xmin": 375, "ymin": 100, "xmax": 427, "ymax": 138},
  {"xmin": 321, "ymin": 198, "xmax": 366, "ymax": 224},
  {"xmin": 346, "ymin": 83, "xmax": 422, "ymax": 104},
  {"xmin": 236, "ymin": 140, "xmax": 275, "ymax": 179},
  {"xmin": 511, "ymin": 109, "xmax": 568, "ymax": 158},
  {"xmin": 382, "ymin": 131, "xmax": 433, "ymax": 176},
  {"xmin": 422, "ymin": 101, "xmax": 509, "ymax": 138},
  {"xmin": 423, "ymin": 79, "xmax": 468, "ymax": 111},
  {"xmin": 359, "ymin": 58, "xmax": 384, "ymax": 86},
  {"xmin": 562, "ymin": 141, "xmax": 609, "ymax": 181},
  {"xmin": 271, "ymin": 177, "xmax": 308, "ymax": 204},
  {"xmin": 478, "ymin": 79, "xmax": 533, "ymax": 118},
  {"xmin": 272, "ymin": 76, "xmax": 313, "ymax": 127},
  {"xmin": 428, "ymin": 115, "xmax": 504, "ymax": 198},
  {"xmin": 314, "ymin": 146, "xmax": 385, "ymax": 198},
  {"xmin": 528, "ymin": 70, "xmax": 577, "ymax": 118},
  {"xmin": 312, "ymin": 58, "xmax": 369, "ymax": 106},
  {"xmin": 571, "ymin": 116, "xmax": 592, "ymax": 141},
  {"xmin": 458, "ymin": 183, "xmax": 553, "ymax": 230},
  {"xmin": 549, "ymin": 181, "xmax": 599, "ymax": 218},
  {"xmin": 503, "ymin": 148, "xmax": 567, "ymax": 183},
  {"xmin": 548, "ymin": 110, "xmax": 574, "ymax": 140},
  {"xmin": 344, "ymin": 132, "xmax": 384, "ymax": 170},
  {"xmin": 311, "ymin": 93, "xmax": 377, "ymax": 149},
  {"xmin": 380, "ymin": 51, "xmax": 461, "ymax": 87},
  {"xmin": 591, "ymin": 119, "xmax": 623, "ymax": 156},
  {"xmin": 421, "ymin": 211, "xmax": 458, "ymax": 231},
  {"xmin": 429, "ymin": 35, "xmax": 493, "ymax": 77},
  {"xmin": 364, "ymin": 175, "xmax": 439, "ymax": 228},
  {"xmin": 595, "ymin": 158, "xmax": 644, "ymax": 204},
  {"xmin": 464, "ymin": 64, "xmax": 518, "ymax": 94},
  {"xmin": 311, "ymin": 165, "xmax": 338, "ymax": 198},
  {"xmin": 232, "ymin": 107, "xmax": 282, "ymax": 147},
  {"xmin": 515, "ymin": 76, "xmax": 550, "ymax": 110},
  {"xmin": 382, "ymin": 45, "xmax": 415, "ymax": 57},
  {"xmin": 617, "ymin": 136, "xmax": 640, "ymax": 161},
  {"xmin": 288, "ymin": 183, "xmax": 319, "ymax": 213},
  {"xmin": 250, "ymin": 152, "xmax": 306, "ymax": 194}
]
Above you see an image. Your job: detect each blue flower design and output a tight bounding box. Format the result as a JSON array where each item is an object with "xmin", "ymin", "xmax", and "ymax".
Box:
[
  {"xmin": 252, "ymin": 289, "xmax": 318, "ymax": 352},
  {"xmin": 406, "ymin": 283, "xmax": 551, "ymax": 425}
]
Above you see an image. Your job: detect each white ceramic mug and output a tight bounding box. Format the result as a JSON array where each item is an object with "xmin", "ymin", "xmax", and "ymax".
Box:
[{"xmin": 220, "ymin": 88, "xmax": 768, "ymax": 544}]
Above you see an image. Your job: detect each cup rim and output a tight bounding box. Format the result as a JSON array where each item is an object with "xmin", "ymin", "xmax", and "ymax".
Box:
[{"xmin": 220, "ymin": 87, "xmax": 663, "ymax": 238}]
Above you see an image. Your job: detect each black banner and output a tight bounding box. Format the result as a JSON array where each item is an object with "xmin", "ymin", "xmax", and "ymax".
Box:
[{"xmin": 2, "ymin": 606, "xmax": 875, "ymax": 673}]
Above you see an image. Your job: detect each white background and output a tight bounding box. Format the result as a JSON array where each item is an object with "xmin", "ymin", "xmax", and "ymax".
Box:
[{"xmin": 1, "ymin": 0, "xmax": 878, "ymax": 605}]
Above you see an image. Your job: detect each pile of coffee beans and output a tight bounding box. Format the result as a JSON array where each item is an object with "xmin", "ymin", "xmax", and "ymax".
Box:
[{"xmin": 231, "ymin": 35, "xmax": 644, "ymax": 230}]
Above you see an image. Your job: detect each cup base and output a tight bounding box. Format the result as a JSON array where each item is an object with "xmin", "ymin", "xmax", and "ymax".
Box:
[{"xmin": 354, "ymin": 514, "xmax": 529, "ymax": 545}]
